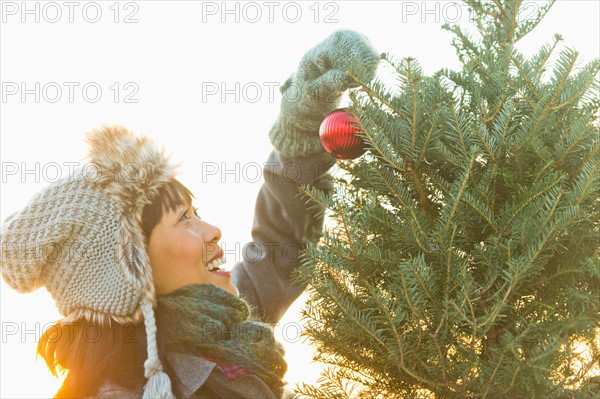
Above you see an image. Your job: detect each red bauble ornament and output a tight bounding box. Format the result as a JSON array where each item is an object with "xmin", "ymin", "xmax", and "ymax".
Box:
[{"xmin": 319, "ymin": 108, "xmax": 366, "ymax": 160}]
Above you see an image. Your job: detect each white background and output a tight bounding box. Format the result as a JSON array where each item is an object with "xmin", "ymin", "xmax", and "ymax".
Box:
[{"xmin": 1, "ymin": 0, "xmax": 598, "ymax": 397}]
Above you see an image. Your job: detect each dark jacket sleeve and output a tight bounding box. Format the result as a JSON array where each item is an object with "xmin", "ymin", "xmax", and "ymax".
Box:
[{"xmin": 231, "ymin": 150, "xmax": 334, "ymax": 324}]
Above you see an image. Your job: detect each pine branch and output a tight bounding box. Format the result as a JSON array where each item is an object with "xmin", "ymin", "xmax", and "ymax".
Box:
[
  {"xmin": 347, "ymin": 66, "xmax": 398, "ymax": 118},
  {"xmin": 550, "ymin": 60, "xmax": 600, "ymax": 111},
  {"xmin": 514, "ymin": 0, "xmax": 556, "ymax": 42},
  {"xmin": 337, "ymin": 203, "xmax": 356, "ymax": 260},
  {"xmin": 349, "ymin": 104, "xmax": 407, "ymax": 174},
  {"xmin": 481, "ymin": 351, "xmax": 507, "ymax": 399},
  {"xmin": 406, "ymin": 162, "xmax": 433, "ymax": 218},
  {"xmin": 571, "ymin": 160, "xmax": 599, "ymax": 206},
  {"xmin": 532, "ymin": 35, "xmax": 562, "ymax": 78},
  {"xmin": 408, "ymin": 59, "xmax": 419, "ymax": 149},
  {"xmin": 450, "ymin": 103, "xmax": 474, "ymax": 164},
  {"xmin": 441, "ymin": 154, "xmax": 476, "ymax": 230},
  {"xmin": 507, "ymin": 47, "xmax": 541, "ymax": 101},
  {"xmin": 497, "ymin": 172, "xmax": 565, "ymax": 235},
  {"xmin": 369, "ymin": 165, "xmax": 431, "ymax": 253}
]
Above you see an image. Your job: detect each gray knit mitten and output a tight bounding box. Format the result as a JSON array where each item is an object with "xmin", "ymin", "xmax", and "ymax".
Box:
[{"xmin": 269, "ymin": 30, "xmax": 380, "ymax": 158}]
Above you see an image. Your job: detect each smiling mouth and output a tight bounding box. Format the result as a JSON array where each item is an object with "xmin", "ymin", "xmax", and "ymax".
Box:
[
  {"xmin": 206, "ymin": 255, "xmax": 226, "ymax": 271},
  {"xmin": 206, "ymin": 249, "xmax": 225, "ymax": 271}
]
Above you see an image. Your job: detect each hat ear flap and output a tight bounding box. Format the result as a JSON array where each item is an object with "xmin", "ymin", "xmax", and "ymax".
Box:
[
  {"xmin": 115, "ymin": 202, "xmax": 156, "ymax": 301},
  {"xmin": 85, "ymin": 125, "xmax": 175, "ymax": 307}
]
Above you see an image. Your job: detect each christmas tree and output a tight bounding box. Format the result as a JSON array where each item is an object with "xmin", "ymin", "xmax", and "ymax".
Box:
[{"xmin": 294, "ymin": 1, "xmax": 599, "ymax": 398}]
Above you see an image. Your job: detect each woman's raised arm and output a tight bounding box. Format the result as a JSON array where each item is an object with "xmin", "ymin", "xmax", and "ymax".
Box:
[{"xmin": 232, "ymin": 30, "xmax": 380, "ymax": 324}]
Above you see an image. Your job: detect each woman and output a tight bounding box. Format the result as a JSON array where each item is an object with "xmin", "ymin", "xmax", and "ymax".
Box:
[{"xmin": 1, "ymin": 30, "xmax": 379, "ymax": 398}]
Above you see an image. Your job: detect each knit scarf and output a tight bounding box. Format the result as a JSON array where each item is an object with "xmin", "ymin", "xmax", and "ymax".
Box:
[{"xmin": 156, "ymin": 284, "xmax": 287, "ymax": 398}]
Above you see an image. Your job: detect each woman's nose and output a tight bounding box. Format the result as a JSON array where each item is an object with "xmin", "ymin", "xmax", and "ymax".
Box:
[{"xmin": 201, "ymin": 220, "xmax": 222, "ymax": 243}]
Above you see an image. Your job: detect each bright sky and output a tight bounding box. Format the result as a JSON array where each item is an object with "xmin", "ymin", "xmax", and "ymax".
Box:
[{"xmin": 1, "ymin": 1, "xmax": 598, "ymax": 397}]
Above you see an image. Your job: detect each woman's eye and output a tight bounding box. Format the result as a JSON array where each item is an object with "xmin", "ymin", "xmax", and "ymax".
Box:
[
  {"xmin": 179, "ymin": 207, "xmax": 200, "ymax": 223},
  {"xmin": 179, "ymin": 209, "xmax": 192, "ymax": 222}
]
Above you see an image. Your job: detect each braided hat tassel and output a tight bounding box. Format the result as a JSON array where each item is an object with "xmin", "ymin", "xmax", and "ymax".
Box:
[{"xmin": 141, "ymin": 300, "xmax": 175, "ymax": 399}]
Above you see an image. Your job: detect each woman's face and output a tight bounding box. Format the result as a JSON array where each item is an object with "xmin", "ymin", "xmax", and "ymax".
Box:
[{"xmin": 147, "ymin": 204, "xmax": 239, "ymax": 296}]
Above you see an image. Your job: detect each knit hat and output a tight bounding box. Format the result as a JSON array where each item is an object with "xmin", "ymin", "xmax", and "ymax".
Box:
[{"xmin": 0, "ymin": 125, "xmax": 176, "ymax": 398}]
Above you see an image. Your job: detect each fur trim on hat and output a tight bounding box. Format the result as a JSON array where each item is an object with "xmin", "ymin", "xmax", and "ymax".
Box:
[{"xmin": 85, "ymin": 125, "xmax": 177, "ymax": 213}]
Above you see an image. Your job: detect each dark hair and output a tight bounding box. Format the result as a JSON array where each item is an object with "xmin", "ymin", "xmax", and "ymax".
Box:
[
  {"xmin": 38, "ymin": 178, "xmax": 194, "ymax": 398},
  {"xmin": 142, "ymin": 178, "xmax": 194, "ymax": 239},
  {"xmin": 37, "ymin": 320, "xmax": 147, "ymax": 398}
]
